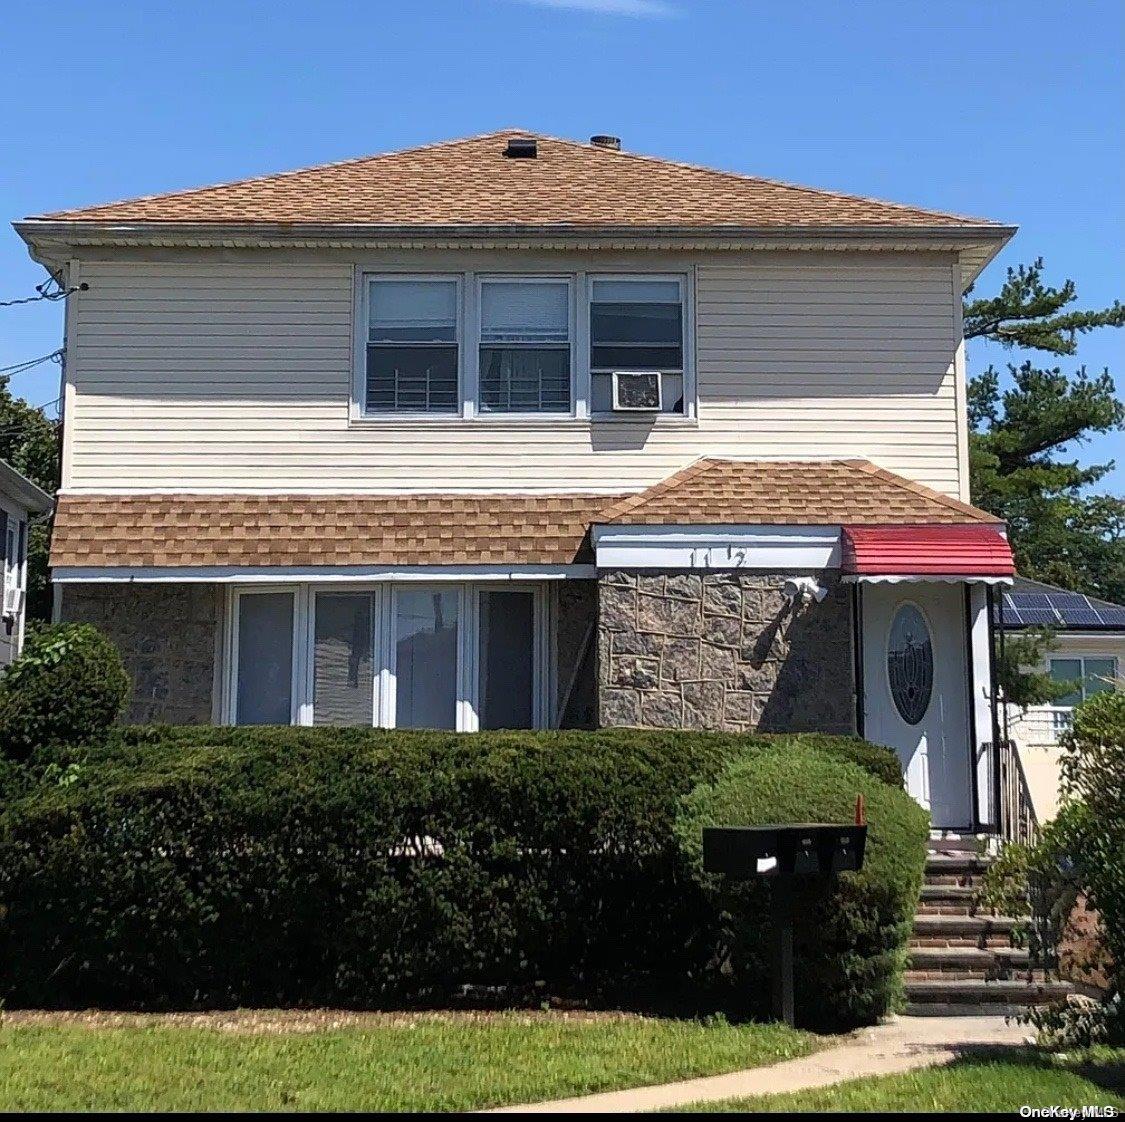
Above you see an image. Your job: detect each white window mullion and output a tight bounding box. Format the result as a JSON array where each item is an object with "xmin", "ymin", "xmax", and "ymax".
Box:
[
  {"xmin": 378, "ymin": 584, "xmax": 396, "ymax": 728},
  {"xmin": 574, "ymin": 271, "xmax": 589, "ymax": 419},
  {"xmin": 294, "ymin": 586, "xmax": 313, "ymax": 726},
  {"xmin": 463, "ymin": 272, "xmax": 477, "ymax": 419}
]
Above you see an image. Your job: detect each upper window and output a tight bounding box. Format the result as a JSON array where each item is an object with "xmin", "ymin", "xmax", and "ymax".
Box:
[
  {"xmin": 590, "ymin": 278, "xmax": 684, "ymax": 414},
  {"xmin": 479, "ymin": 279, "xmax": 571, "ymax": 413},
  {"xmin": 1049, "ymin": 656, "xmax": 1118, "ymax": 707},
  {"xmin": 365, "ymin": 279, "xmax": 459, "ymax": 413}
]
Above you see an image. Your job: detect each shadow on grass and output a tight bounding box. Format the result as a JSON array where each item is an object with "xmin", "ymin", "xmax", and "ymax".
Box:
[{"xmin": 943, "ymin": 1045, "xmax": 1125, "ymax": 1098}]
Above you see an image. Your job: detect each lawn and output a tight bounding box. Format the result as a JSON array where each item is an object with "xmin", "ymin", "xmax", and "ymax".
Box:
[
  {"xmin": 0, "ymin": 1010, "xmax": 817, "ymax": 1112},
  {"xmin": 670, "ymin": 1048, "xmax": 1125, "ymax": 1113}
]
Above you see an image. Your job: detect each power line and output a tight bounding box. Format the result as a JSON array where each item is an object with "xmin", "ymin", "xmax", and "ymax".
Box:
[
  {"xmin": 0, "ymin": 349, "xmax": 64, "ymax": 377},
  {"xmin": 0, "ymin": 281, "xmax": 88, "ymax": 308}
]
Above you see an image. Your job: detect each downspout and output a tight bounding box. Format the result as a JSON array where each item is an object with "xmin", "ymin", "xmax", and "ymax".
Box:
[{"xmin": 851, "ymin": 583, "xmax": 865, "ymax": 737}]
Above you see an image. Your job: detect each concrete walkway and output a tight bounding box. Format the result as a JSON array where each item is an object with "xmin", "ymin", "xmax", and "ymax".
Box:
[{"xmin": 483, "ymin": 1015, "xmax": 1029, "ymax": 1114}]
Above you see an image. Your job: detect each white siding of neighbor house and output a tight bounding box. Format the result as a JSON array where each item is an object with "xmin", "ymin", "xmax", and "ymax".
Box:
[{"xmin": 62, "ymin": 250, "xmax": 967, "ymax": 497}]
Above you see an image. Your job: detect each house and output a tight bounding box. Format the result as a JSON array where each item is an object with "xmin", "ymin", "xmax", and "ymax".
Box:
[
  {"xmin": 0, "ymin": 460, "xmax": 52, "ymax": 665},
  {"xmin": 998, "ymin": 578, "xmax": 1124, "ymax": 823},
  {"xmin": 15, "ymin": 129, "xmax": 1021, "ymax": 833}
]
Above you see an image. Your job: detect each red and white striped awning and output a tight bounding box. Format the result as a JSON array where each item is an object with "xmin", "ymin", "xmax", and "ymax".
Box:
[{"xmin": 841, "ymin": 524, "xmax": 1015, "ymax": 584}]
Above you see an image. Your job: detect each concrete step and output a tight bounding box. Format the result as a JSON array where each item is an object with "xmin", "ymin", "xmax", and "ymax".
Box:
[
  {"xmin": 908, "ymin": 947, "xmax": 1032, "ymax": 971},
  {"xmin": 916, "ymin": 901, "xmax": 982, "ymax": 917},
  {"xmin": 925, "ymin": 853, "xmax": 993, "ymax": 877},
  {"xmin": 912, "ymin": 914, "xmax": 1020, "ymax": 939},
  {"xmin": 905, "ymin": 978, "xmax": 1074, "ymax": 1007},
  {"xmin": 903, "ymin": 1002, "xmax": 1032, "ymax": 1017},
  {"xmin": 927, "ymin": 834, "xmax": 988, "ymax": 855},
  {"xmin": 920, "ymin": 884, "xmax": 977, "ymax": 902}
]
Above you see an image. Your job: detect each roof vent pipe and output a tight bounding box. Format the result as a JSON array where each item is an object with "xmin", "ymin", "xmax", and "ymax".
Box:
[{"xmin": 590, "ymin": 134, "xmax": 621, "ymax": 151}]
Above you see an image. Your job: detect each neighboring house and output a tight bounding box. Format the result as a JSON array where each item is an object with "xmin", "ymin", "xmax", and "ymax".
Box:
[
  {"xmin": 16, "ymin": 129, "xmax": 1022, "ymax": 832},
  {"xmin": 0, "ymin": 460, "xmax": 52, "ymax": 665},
  {"xmin": 999, "ymin": 578, "xmax": 1125, "ymax": 823}
]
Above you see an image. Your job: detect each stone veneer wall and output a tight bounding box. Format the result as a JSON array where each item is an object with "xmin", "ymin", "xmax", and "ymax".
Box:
[
  {"xmin": 60, "ymin": 583, "xmax": 221, "ymax": 724},
  {"xmin": 597, "ymin": 570, "xmax": 855, "ymax": 734}
]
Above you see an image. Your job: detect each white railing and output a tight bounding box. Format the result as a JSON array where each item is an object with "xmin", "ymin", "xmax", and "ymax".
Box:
[{"xmin": 1006, "ymin": 704, "xmax": 1073, "ymax": 749}]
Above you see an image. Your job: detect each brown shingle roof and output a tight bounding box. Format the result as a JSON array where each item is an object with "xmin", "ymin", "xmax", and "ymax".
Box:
[
  {"xmin": 596, "ymin": 459, "xmax": 1001, "ymax": 526},
  {"xmin": 51, "ymin": 463, "xmax": 999, "ymax": 571},
  {"xmin": 50, "ymin": 493, "xmax": 615, "ymax": 569},
  {"xmin": 30, "ymin": 130, "xmax": 1000, "ymax": 230}
]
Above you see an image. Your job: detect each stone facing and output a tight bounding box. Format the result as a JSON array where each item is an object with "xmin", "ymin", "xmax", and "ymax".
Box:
[
  {"xmin": 60, "ymin": 583, "xmax": 220, "ymax": 725},
  {"xmin": 597, "ymin": 570, "xmax": 855, "ymax": 734}
]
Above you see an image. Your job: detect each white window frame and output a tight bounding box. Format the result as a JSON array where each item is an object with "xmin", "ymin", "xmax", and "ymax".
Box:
[
  {"xmin": 224, "ymin": 582, "xmax": 550, "ymax": 731},
  {"xmin": 352, "ymin": 273, "xmax": 463, "ymax": 420},
  {"xmin": 350, "ymin": 268, "xmax": 697, "ymax": 424},
  {"xmin": 225, "ymin": 585, "xmax": 306, "ymax": 726},
  {"xmin": 587, "ymin": 272, "xmax": 694, "ymax": 421},
  {"xmin": 473, "ymin": 275, "xmax": 576, "ymax": 420}
]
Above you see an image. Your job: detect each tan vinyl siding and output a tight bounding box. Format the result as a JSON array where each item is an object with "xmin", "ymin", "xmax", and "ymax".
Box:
[{"xmin": 64, "ymin": 253, "xmax": 964, "ymax": 495}]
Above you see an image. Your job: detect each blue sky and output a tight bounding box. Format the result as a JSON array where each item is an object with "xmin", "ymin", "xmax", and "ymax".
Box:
[{"xmin": 2, "ymin": 0, "xmax": 1121, "ymax": 488}]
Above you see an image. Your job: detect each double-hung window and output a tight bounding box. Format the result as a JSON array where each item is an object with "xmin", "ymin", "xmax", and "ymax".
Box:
[
  {"xmin": 365, "ymin": 278, "xmax": 459, "ymax": 413},
  {"xmin": 590, "ymin": 278, "xmax": 685, "ymax": 414},
  {"xmin": 478, "ymin": 279, "xmax": 571, "ymax": 413}
]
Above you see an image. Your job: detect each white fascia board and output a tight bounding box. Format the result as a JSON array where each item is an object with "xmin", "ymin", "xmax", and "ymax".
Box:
[
  {"xmin": 52, "ymin": 564, "xmax": 596, "ymax": 584},
  {"xmin": 591, "ymin": 524, "xmax": 842, "ymax": 571}
]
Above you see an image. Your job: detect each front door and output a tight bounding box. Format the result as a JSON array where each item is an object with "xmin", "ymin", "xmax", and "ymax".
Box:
[{"xmin": 862, "ymin": 582, "xmax": 972, "ymax": 829}]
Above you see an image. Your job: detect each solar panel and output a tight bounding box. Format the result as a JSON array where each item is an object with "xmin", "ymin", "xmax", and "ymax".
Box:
[
  {"xmin": 999, "ymin": 593, "xmax": 1024, "ymax": 626},
  {"xmin": 1095, "ymin": 606, "xmax": 1125, "ymax": 626},
  {"xmin": 1015, "ymin": 609, "xmax": 1061, "ymax": 627},
  {"xmin": 1008, "ymin": 592, "xmax": 1053, "ymax": 611}
]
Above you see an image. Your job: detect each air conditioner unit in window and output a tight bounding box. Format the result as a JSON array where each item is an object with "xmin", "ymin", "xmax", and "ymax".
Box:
[
  {"xmin": 612, "ymin": 371, "xmax": 662, "ymax": 412},
  {"xmin": 3, "ymin": 585, "xmax": 22, "ymax": 619}
]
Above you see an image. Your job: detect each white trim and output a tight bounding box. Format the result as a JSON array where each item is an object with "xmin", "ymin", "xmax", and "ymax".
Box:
[
  {"xmin": 53, "ymin": 563, "xmax": 596, "ymax": 583},
  {"xmin": 226, "ymin": 585, "xmax": 302, "ymax": 725},
  {"xmin": 351, "ymin": 272, "xmax": 463, "ymax": 421},
  {"xmin": 592, "ymin": 524, "xmax": 842, "ymax": 570},
  {"xmin": 845, "ymin": 574, "xmax": 1014, "ymax": 586}
]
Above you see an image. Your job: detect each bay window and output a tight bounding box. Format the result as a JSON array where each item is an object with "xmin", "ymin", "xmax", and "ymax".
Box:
[
  {"xmin": 228, "ymin": 584, "xmax": 548, "ymax": 730},
  {"xmin": 478, "ymin": 279, "xmax": 572, "ymax": 413}
]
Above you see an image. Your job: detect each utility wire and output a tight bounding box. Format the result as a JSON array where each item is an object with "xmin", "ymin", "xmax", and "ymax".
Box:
[
  {"xmin": 0, "ymin": 280, "xmax": 88, "ymax": 308},
  {"xmin": 0, "ymin": 349, "xmax": 64, "ymax": 377}
]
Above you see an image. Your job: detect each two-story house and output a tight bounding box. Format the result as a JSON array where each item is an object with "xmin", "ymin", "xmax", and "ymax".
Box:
[{"xmin": 17, "ymin": 130, "xmax": 1019, "ymax": 832}]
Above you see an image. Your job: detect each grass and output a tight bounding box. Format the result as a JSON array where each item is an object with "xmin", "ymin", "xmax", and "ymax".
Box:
[
  {"xmin": 668, "ymin": 1048, "xmax": 1125, "ymax": 1113},
  {"xmin": 0, "ymin": 1010, "xmax": 817, "ymax": 1112}
]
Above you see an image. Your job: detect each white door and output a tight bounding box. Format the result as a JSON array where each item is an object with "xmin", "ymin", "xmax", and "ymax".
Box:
[{"xmin": 862, "ymin": 582, "xmax": 973, "ymax": 829}]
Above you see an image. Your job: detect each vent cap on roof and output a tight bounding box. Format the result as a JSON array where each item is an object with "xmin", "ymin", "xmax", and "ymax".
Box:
[
  {"xmin": 505, "ymin": 136, "xmax": 537, "ymax": 158},
  {"xmin": 590, "ymin": 134, "xmax": 621, "ymax": 151}
]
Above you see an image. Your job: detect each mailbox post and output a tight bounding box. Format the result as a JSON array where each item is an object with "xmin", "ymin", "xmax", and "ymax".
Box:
[{"xmin": 701, "ymin": 818, "xmax": 867, "ymax": 1027}]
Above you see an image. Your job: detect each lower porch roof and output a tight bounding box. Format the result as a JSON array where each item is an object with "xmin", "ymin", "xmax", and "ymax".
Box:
[{"xmin": 50, "ymin": 458, "xmax": 1007, "ymax": 578}]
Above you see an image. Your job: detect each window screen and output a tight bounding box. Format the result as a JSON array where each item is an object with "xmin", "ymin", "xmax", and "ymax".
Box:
[
  {"xmin": 236, "ymin": 592, "xmax": 294, "ymax": 725},
  {"xmin": 395, "ymin": 588, "xmax": 459, "ymax": 729},
  {"xmin": 366, "ymin": 279, "xmax": 458, "ymax": 413},
  {"xmin": 478, "ymin": 589, "xmax": 535, "ymax": 729},
  {"xmin": 590, "ymin": 278, "xmax": 684, "ymax": 414},
  {"xmin": 314, "ymin": 592, "xmax": 374, "ymax": 726},
  {"xmin": 479, "ymin": 280, "xmax": 571, "ymax": 413}
]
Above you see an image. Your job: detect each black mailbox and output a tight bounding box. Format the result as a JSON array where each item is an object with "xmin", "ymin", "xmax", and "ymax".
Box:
[
  {"xmin": 701, "ymin": 820, "xmax": 868, "ymax": 1027},
  {"xmin": 702, "ymin": 824, "xmax": 867, "ymax": 880}
]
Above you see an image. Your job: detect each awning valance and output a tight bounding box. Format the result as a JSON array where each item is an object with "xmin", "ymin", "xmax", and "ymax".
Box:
[{"xmin": 841, "ymin": 524, "xmax": 1015, "ymax": 581}]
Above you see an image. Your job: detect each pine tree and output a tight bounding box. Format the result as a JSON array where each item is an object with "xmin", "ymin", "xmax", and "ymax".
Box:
[{"xmin": 965, "ymin": 258, "xmax": 1125, "ymax": 602}]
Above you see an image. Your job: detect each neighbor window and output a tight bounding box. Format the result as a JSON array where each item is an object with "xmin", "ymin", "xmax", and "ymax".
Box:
[
  {"xmin": 365, "ymin": 278, "xmax": 459, "ymax": 413},
  {"xmin": 590, "ymin": 278, "xmax": 684, "ymax": 413},
  {"xmin": 235, "ymin": 592, "xmax": 295, "ymax": 724},
  {"xmin": 1048, "ymin": 656, "xmax": 1118, "ymax": 707},
  {"xmin": 479, "ymin": 279, "xmax": 571, "ymax": 413}
]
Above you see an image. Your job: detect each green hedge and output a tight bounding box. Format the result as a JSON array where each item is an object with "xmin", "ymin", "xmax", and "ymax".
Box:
[
  {"xmin": 0, "ymin": 727, "xmax": 920, "ymax": 1027},
  {"xmin": 677, "ymin": 743, "xmax": 929, "ymax": 1027},
  {"xmin": 0, "ymin": 624, "xmax": 129, "ymax": 763}
]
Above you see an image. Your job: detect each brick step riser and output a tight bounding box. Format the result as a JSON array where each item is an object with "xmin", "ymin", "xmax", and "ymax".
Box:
[
  {"xmin": 923, "ymin": 875, "xmax": 986, "ymax": 889},
  {"xmin": 910, "ymin": 936, "xmax": 1016, "ymax": 950},
  {"xmin": 915, "ymin": 903, "xmax": 983, "ymax": 917},
  {"xmin": 907, "ymin": 992, "xmax": 1062, "ymax": 1007}
]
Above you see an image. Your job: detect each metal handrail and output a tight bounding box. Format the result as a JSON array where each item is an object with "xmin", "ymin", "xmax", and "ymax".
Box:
[{"xmin": 996, "ymin": 737, "xmax": 1040, "ymax": 847}]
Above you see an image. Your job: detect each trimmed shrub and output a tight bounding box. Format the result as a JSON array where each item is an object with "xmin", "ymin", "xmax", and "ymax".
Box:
[
  {"xmin": 676, "ymin": 743, "xmax": 929, "ymax": 1028},
  {"xmin": 0, "ymin": 727, "xmax": 918, "ymax": 1026},
  {"xmin": 0, "ymin": 624, "xmax": 129, "ymax": 763}
]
